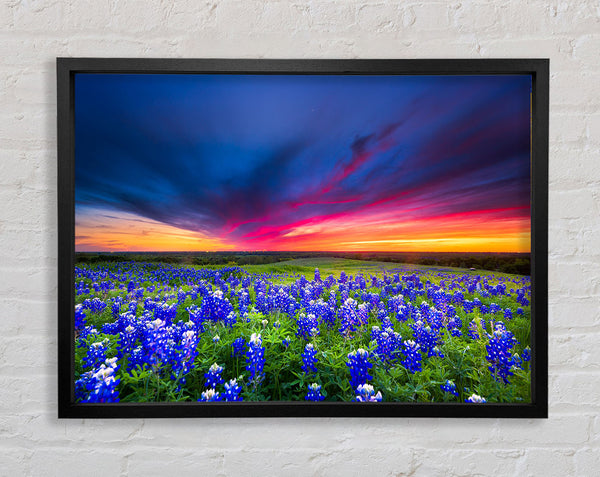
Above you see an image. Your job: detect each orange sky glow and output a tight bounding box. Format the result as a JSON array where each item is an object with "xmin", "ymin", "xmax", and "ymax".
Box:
[{"xmin": 76, "ymin": 206, "xmax": 530, "ymax": 253}]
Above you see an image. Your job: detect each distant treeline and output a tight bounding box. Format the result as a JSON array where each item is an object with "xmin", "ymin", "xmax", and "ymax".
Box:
[{"xmin": 76, "ymin": 251, "xmax": 531, "ymax": 275}]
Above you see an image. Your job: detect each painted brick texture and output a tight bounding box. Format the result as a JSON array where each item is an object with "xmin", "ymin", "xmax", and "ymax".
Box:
[{"xmin": 1, "ymin": 1, "xmax": 599, "ymax": 475}]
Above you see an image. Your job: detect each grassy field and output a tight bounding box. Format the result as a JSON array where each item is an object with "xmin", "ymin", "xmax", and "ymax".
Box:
[
  {"xmin": 225, "ymin": 257, "xmax": 519, "ymax": 285},
  {"xmin": 74, "ymin": 256, "xmax": 532, "ymax": 404}
]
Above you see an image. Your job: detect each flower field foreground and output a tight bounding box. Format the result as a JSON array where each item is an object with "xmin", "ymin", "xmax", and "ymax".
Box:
[{"xmin": 74, "ymin": 261, "xmax": 531, "ymax": 403}]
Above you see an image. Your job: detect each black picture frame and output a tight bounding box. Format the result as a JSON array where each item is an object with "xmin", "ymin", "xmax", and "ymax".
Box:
[{"xmin": 57, "ymin": 58, "xmax": 548, "ymax": 418}]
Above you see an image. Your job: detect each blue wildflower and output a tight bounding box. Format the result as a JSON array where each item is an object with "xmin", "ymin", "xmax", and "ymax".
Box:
[
  {"xmin": 83, "ymin": 339, "xmax": 110, "ymax": 370},
  {"xmin": 465, "ymin": 393, "xmax": 487, "ymax": 403},
  {"xmin": 301, "ymin": 343, "xmax": 318, "ymax": 374},
  {"xmin": 204, "ymin": 363, "xmax": 225, "ymax": 389},
  {"xmin": 198, "ymin": 388, "xmax": 222, "ymax": 402},
  {"xmin": 440, "ymin": 380, "xmax": 459, "ymax": 396},
  {"xmin": 485, "ymin": 322, "xmax": 518, "ymax": 384},
  {"xmin": 402, "ymin": 340, "xmax": 422, "ymax": 374},
  {"xmin": 411, "ymin": 320, "xmax": 443, "ymax": 357},
  {"xmin": 245, "ymin": 333, "xmax": 265, "ymax": 386},
  {"xmin": 355, "ymin": 384, "xmax": 382, "ymax": 402},
  {"xmin": 75, "ymin": 357, "xmax": 120, "ymax": 403},
  {"xmin": 305, "ymin": 383, "xmax": 325, "ymax": 401},
  {"xmin": 371, "ymin": 326, "xmax": 402, "ymax": 363},
  {"xmin": 347, "ymin": 348, "xmax": 372, "ymax": 390},
  {"xmin": 74, "ymin": 304, "xmax": 87, "ymax": 331},
  {"xmin": 223, "ymin": 379, "xmax": 243, "ymax": 402},
  {"xmin": 296, "ymin": 313, "xmax": 320, "ymax": 340},
  {"xmin": 231, "ymin": 337, "xmax": 246, "ymax": 358}
]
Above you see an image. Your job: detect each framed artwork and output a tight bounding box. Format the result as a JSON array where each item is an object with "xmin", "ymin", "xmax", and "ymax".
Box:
[{"xmin": 57, "ymin": 58, "xmax": 548, "ymax": 418}]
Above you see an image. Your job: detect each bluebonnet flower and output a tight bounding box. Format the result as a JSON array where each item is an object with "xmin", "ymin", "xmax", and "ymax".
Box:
[
  {"xmin": 463, "ymin": 300, "xmax": 476, "ymax": 314},
  {"xmin": 110, "ymin": 298, "xmax": 123, "ymax": 319},
  {"xmin": 154, "ymin": 302, "xmax": 177, "ymax": 326},
  {"xmin": 323, "ymin": 274, "xmax": 336, "ymax": 288},
  {"xmin": 306, "ymin": 298, "xmax": 336, "ymax": 328},
  {"xmin": 522, "ymin": 346, "xmax": 531, "ymax": 362},
  {"xmin": 402, "ymin": 340, "xmax": 422, "ymax": 374},
  {"xmin": 255, "ymin": 292, "xmax": 267, "ymax": 314},
  {"xmin": 486, "ymin": 322, "xmax": 518, "ymax": 384},
  {"xmin": 301, "ymin": 343, "xmax": 318, "ymax": 374},
  {"xmin": 440, "ymin": 380, "xmax": 459, "ymax": 396},
  {"xmin": 83, "ymin": 339, "xmax": 110, "ymax": 370},
  {"xmin": 238, "ymin": 289, "xmax": 251, "ymax": 315},
  {"xmin": 201, "ymin": 289, "xmax": 234, "ymax": 324},
  {"xmin": 198, "ymin": 388, "xmax": 222, "ymax": 402},
  {"xmin": 447, "ymin": 315, "xmax": 463, "ymax": 337},
  {"xmin": 74, "ymin": 304, "xmax": 87, "ymax": 331},
  {"xmin": 347, "ymin": 349, "xmax": 373, "ymax": 390},
  {"xmin": 223, "ymin": 378, "xmax": 243, "ymax": 402},
  {"xmin": 282, "ymin": 337, "xmax": 291, "ymax": 348},
  {"xmin": 338, "ymin": 298, "xmax": 364, "ymax": 337},
  {"xmin": 212, "ymin": 335, "xmax": 220, "ymax": 343},
  {"xmin": 411, "ymin": 320, "xmax": 443, "ymax": 358},
  {"xmin": 204, "ymin": 363, "xmax": 225, "ymax": 389},
  {"xmin": 186, "ymin": 304, "xmax": 206, "ymax": 332},
  {"xmin": 75, "ymin": 357, "xmax": 120, "ymax": 403},
  {"xmin": 465, "ymin": 393, "xmax": 487, "ymax": 403},
  {"xmin": 75, "ymin": 280, "xmax": 90, "ymax": 295},
  {"xmin": 371, "ymin": 326, "xmax": 402, "ymax": 363},
  {"xmin": 305, "ymin": 383, "xmax": 325, "ymax": 401},
  {"xmin": 117, "ymin": 324, "xmax": 138, "ymax": 367},
  {"xmin": 144, "ymin": 298, "xmax": 156, "ymax": 312},
  {"xmin": 128, "ymin": 300, "xmax": 138, "ymax": 315},
  {"xmin": 355, "ymin": 384, "xmax": 382, "ymax": 402},
  {"xmin": 171, "ymin": 329, "xmax": 199, "ymax": 382},
  {"xmin": 296, "ymin": 313, "xmax": 319, "ymax": 340},
  {"xmin": 77, "ymin": 325, "xmax": 98, "ymax": 344},
  {"xmin": 245, "ymin": 333, "xmax": 265, "ymax": 386},
  {"xmin": 231, "ymin": 337, "xmax": 246, "ymax": 358},
  {"xmin": 122, "ymin": 314, "xmax": 201, "ymax": 385},
  {"xmin": 82, "ymin": 297, "xmax": 107, "ymax": 314},
  {"xmin": 387, "ymin": 294, "xmax": 404, "ymax": 316},
  {"xmin": 512, "ymin": 353, "xmax": 523, "ymax": 369},
  {"xmin": 224, "ymin": 311, "xmax": 237, "ymax": 327},
  {"xmin": 177, "ymin": 288, "xmax": 187, "ymax": 303},
  {"xmin": 355, "ymin": 273, "xmax": 366, "ymax": 289},
  {"xmin": 468, "ymin": 320, "xmax": 480, "ymax": 340}
]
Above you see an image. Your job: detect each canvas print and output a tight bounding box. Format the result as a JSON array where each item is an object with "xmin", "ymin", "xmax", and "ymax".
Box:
[{"xmin": 74, "ymin": 73, "xmax": 532, "ymax": 405}]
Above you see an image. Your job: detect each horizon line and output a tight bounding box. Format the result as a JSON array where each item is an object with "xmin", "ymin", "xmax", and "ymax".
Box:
[{"xmin": 75, "ymin": 250, "xmax": 531, "ymax": 254}]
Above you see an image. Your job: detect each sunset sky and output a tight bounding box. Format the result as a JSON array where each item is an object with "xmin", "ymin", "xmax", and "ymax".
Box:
[{"xmin": 75, "ymin": 73, "xmax": 531, "ymax": 253}]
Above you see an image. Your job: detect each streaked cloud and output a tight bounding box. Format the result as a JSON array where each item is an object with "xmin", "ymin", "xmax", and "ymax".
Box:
[{"xmin": 75, "ymin": 73, "xmax": 531, "ymax": 252}]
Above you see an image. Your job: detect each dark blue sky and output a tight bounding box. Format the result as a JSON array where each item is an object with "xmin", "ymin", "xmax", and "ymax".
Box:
[{"xmin": 75, "ymin": 73, "xmax": 531, "ymax": 252}]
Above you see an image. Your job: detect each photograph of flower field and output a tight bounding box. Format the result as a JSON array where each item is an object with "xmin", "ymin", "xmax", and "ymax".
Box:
[{"xmin": 74, "ymin": 73, "xmax": 532, "ymax": 404}]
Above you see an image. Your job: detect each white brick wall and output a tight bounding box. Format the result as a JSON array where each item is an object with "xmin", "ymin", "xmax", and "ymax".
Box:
[{"xmin": 0, "ymin": 0, "xmax": 598, "ymax": 475}]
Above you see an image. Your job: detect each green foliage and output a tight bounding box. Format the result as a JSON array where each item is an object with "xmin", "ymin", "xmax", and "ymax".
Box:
[{"xmin": 75, "ymin": 258, "xmax": 531, "ymax": 403}]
